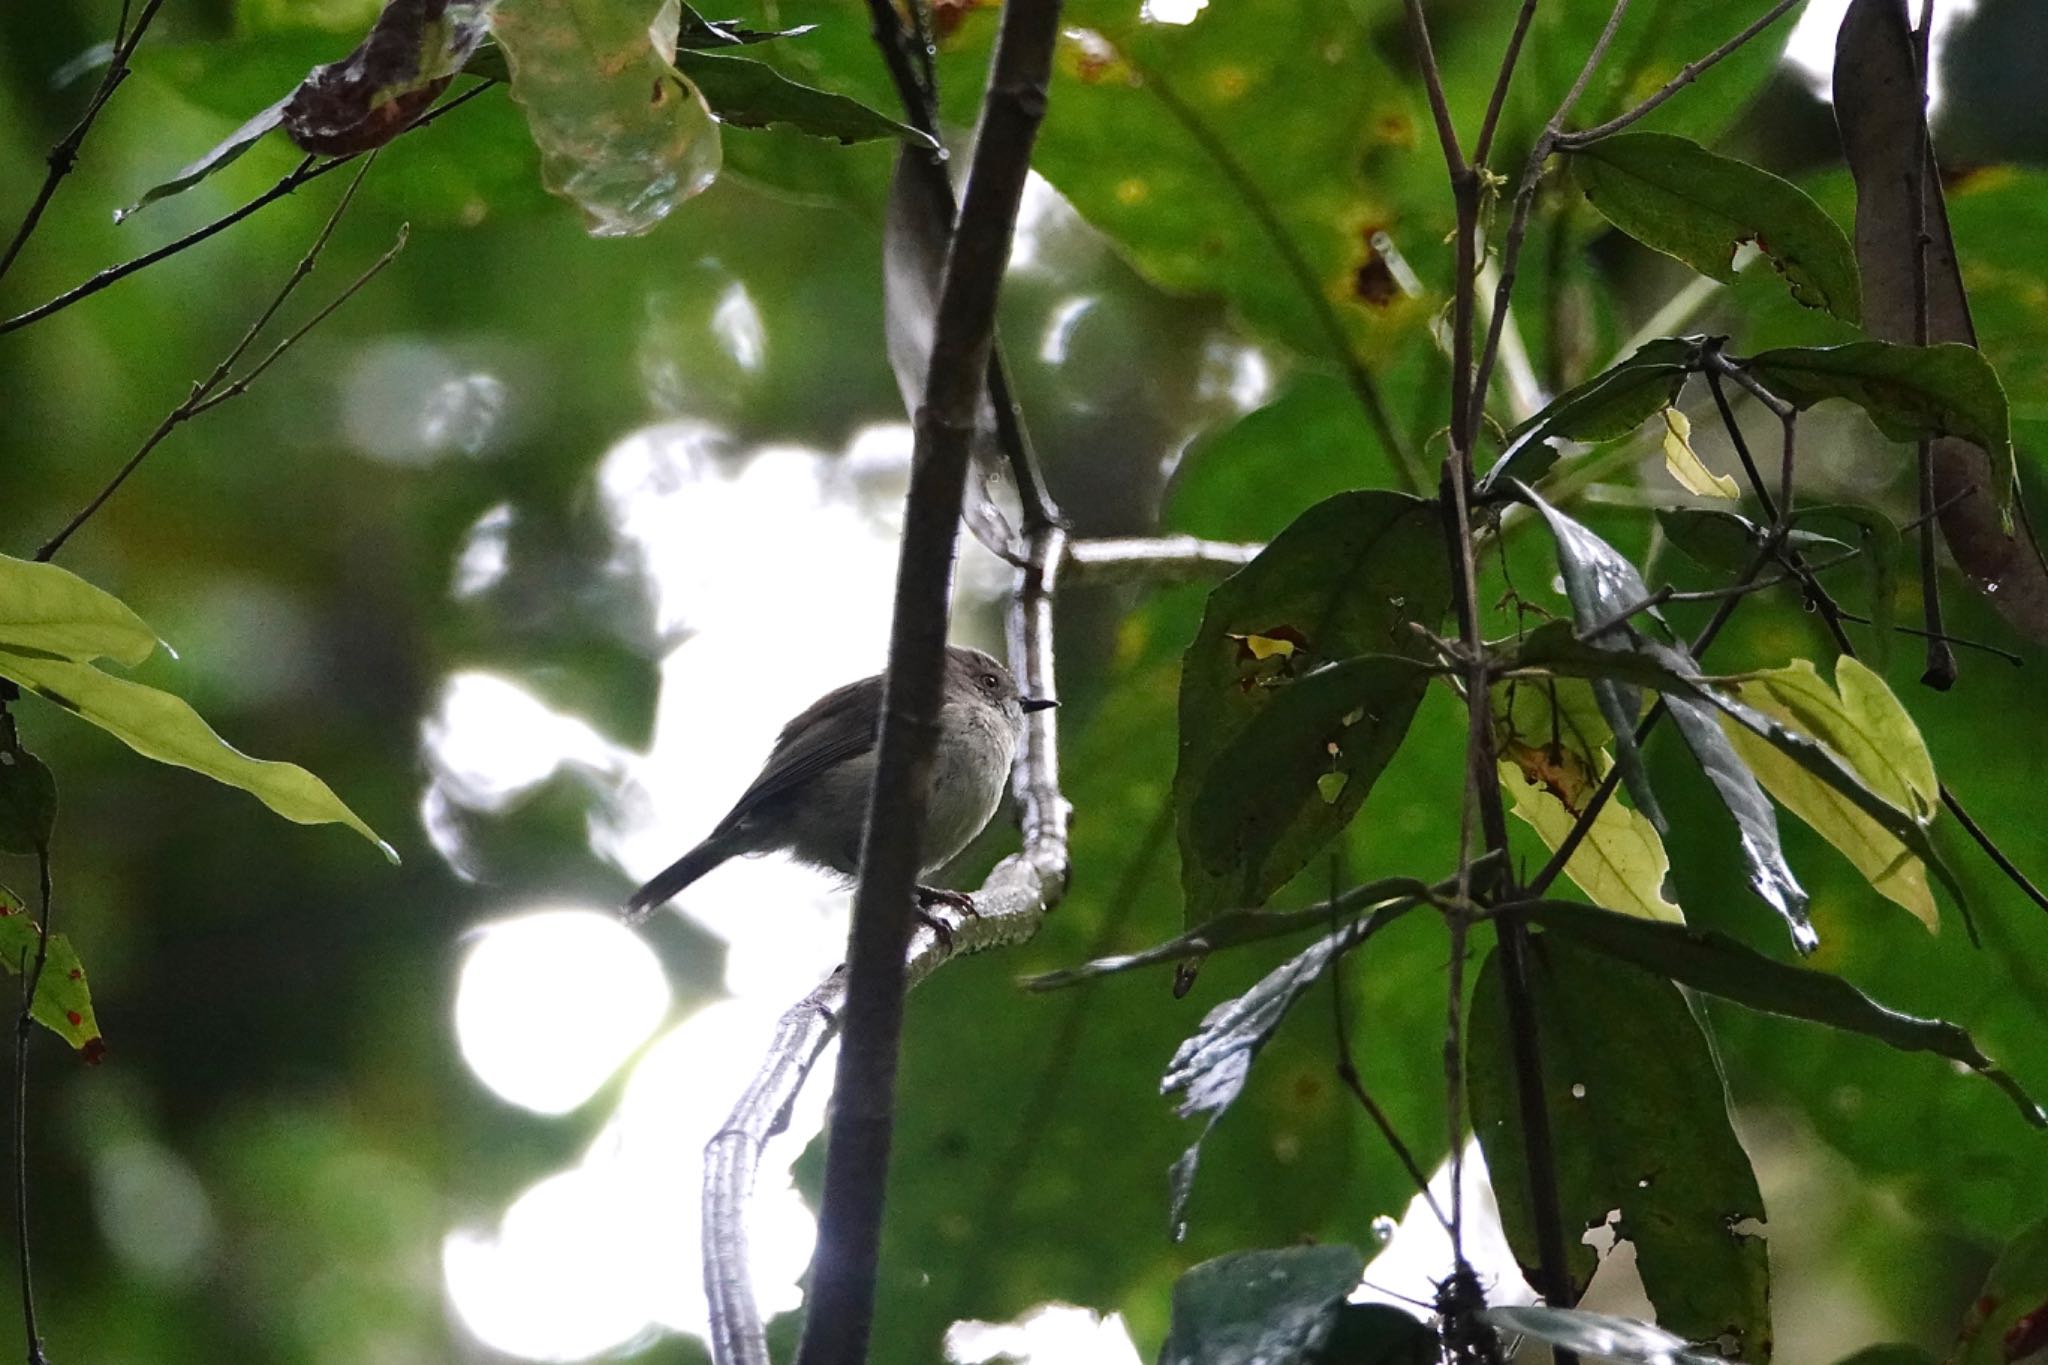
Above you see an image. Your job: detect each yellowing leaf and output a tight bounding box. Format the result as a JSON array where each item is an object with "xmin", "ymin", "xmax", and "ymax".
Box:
[
  {"xmin": 1721, "ymin": 657, "xmax": 1939, "ymax": 930},
  {"xmin": 1501, "ymin": 758, "xmax": 1684, "ymax": 925},
  {"xmin": 0, "ymin": 649, "xmax": 393, "ymax": 860},
  {"xmin": 1227, "ymin": 631, "xmax": 1302, "ymax": 661},
  {"xmin": 1661, "ymin": 408, "xmax": 1738, "ymax": 500},
  {"xmin": 0, "ymin": 884, "xmax": 102, "ymax": 1057}
]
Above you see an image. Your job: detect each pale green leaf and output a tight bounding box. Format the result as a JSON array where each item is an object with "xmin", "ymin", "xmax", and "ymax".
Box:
[
  {"xmin": 1660, "ymin": 408, "xmax": 1738, "ymax": 499},
  {"xmin": 0, "ymin": 650, "xmax": 393, "ymax": 859},
  {"xmin": 1500, "ymin": 758, "xmax": 1683, "ymax": 925},
  {"xmin": 0, "ymin": 552, "xmax": 158, "ymax": 667},
  {"xmin": 0, "ymin": 884, "xmax": 102, "ymax": 1056}
]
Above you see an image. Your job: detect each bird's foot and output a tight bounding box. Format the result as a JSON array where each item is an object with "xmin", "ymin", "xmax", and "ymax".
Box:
[{"xmin": 912, "ymin": 886, "xmax": 977, "ymax": 952}]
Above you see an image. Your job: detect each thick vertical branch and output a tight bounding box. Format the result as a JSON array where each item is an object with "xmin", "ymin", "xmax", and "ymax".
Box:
[
  {"xmin": 1906, "ymin": 0, "xmax": 1956, "ymax": 689},
  {"xmin": 794, "ymin": 6, "xmax": 1061, "ymax": 1363}
]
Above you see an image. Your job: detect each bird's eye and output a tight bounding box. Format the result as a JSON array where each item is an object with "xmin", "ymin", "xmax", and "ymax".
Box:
[{"xmin": 980, "ymin": 673, "xmax": 999, "ymax": 690}]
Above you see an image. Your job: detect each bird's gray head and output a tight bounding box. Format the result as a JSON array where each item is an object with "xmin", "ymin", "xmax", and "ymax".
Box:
[{"xmin": 944, "ymin": 645, "xmax": 1055, "ymax": 726}]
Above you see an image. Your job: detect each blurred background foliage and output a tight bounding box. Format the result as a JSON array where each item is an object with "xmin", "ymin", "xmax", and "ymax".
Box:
[{"xmin": 0, "ymin": 0, "xmax": 2046, "ymax": 1362}]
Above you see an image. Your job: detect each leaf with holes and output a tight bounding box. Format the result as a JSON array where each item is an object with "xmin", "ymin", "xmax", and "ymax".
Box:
[
  {"xmin": 0, "ymin": 650, "xmax": 392, "ymax": 859},
  {"xmin": 1520, "ymin": 901, "xmax": 2044, "ymax": 1126},
  {"xmin": 1469, "ymin": 935, "xmax": 1771, "ymax": 1357},
  {"xmin": 1722, "ymin": 658, "xmax": 1941, "ymax": 931},
  {"xmin": 1174, "ymin": 491, "xmax": 1448, "ymax": 926},
  {"xmin": 1570, "ymin": 131, "xmax": 1861, "ymax": 321},
  {"xmin": 0, "ymin": 885, "xmax": 102, "ymax": 1057},
  {"xmin": 1480, "ymin": 337, "xmax": 1699, "ymax": 494}
]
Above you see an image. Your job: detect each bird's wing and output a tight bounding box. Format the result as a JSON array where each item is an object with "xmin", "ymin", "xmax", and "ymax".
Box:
[{"xmin": 712, "ymin": 673, "xmax": 881, "ymax": 834}]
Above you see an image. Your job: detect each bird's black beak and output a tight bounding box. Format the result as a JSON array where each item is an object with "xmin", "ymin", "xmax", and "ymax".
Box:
[{"xmin": 1021, "ymin": 696, "xmax": 1058, "ymax": 713}]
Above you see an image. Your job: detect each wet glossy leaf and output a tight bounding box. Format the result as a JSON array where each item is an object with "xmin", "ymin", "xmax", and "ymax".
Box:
[
  {"xmin": 1174, "ymin": 491, "xmax": 1448, "ymax": 926},
  {"xmin": 1722, "ymin": 658, "xmax": 1940, "ymax": 931},
  {"xmin": 1570, "ymin": 131, "xmax": 1861, "ymax": 321},
  {"xmin": 1158, "ymin": 1244, "xmax": 1366, "ymax": 1364},
  {"xmin": 0, "ymin": 553, "xmax": 157, "ymax": 668},
  {"xmin": 1835, "ymin": 0, "xmax": 2048, "ymax": 641},
  {"xmin": 1952, "ymin": 1213, "xmax": 2048, "ymax": 1365},
  {"xmin": 672, "ymin": 51, "xmax": 932, "ymax": 146},
  {"xmin": 490, "ymin": 0, "xmax": 722, "ymax": 237},
  {"xmin": 1520, "ymin": 901, "xmax": 2045, "ymax": 1126},
  {"xmin": 0, "ymin": 885, "xmax": 102, "ymax": 1056},
  {"xmin": 1470, "ymin": 935, "xmax": 1771, "ymax": 1357},
  {"xmin": 1519, "ymin": 492, "xmax": 1816, "ymax": 951},
  {"xmin": 1478, "ymin": 1306, "xmax": 1729, "ymax": 1365},
  {"xmin": 1479, "ymin": 337, "xmax": 1699, "ymax": 496},
  {"xmin": 0, "ymin": 650, "xmax": 392, "ymax": 860}
]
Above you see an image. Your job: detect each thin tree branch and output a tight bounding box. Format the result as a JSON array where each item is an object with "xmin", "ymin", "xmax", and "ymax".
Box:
[
  {"xmin": 1138, "ymin": 66, "xmax": 1423, "ymax": 494},
  {"xmin": 1553, "ymin": 0, "xmax": 1807, "ymax": 148},
  {"xmin": 33, "ymin": 168, "xmax": 401, "ymax": 563},
  {"xmin": 0, "ymin": 0, "xmax": 167, "ymax": 286},
  {"xmin": 1472, "ymin": 0, "xmax": 1542, "ymax": 168},
  {"xmin": 11, "ymin": 843, "xmax": 52, "ymax": 1365},
  {"xmin": 1907, "ymin": 0, "xmax": 1956, "ymax": 690},
  {"xmin": 0, "ymin": 79, "xmax": 491, "ymax": 338},
  {"xmin": 794, "ymin": 4, "xmax": 1062, "ymax": 1360},
  {"xmin": 704, "ymin": 522, "xmax": 1072, "ymax": 1365}
]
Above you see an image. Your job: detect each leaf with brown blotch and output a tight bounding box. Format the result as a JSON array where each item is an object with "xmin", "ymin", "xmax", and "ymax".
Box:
[{"xmin": 1834, "ymin": 0, "xmax": 2048, "ymax": 642}]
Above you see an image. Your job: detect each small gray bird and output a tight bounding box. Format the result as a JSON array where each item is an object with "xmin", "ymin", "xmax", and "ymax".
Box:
[{"xmin": 624, "ymin": 645, "xmax": 1054, "ymax": 921}]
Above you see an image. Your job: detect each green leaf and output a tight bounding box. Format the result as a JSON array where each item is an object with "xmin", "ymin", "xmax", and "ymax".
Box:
[
  {"xmin": 1569, "ymin": 131, "xmax": 1862, "ymax": 321},
  {"xmin": 0, "ymin": 885, "xmax": 102, "ymax": 1057},
  {"xmin": 0, "ymin": 745, "xmax": 56, "ymax": 856},
  {"xmin": 0, "ymin": 553, "xmax": 159, "ymax": 667},
  {"xmin": 1158, "ymin": 1244, "xmax": 1367, "ymax": 1364},
  {"xmin": 1830, "ymin": 1348, "xmax": 1939, "ymax": 1365},
  {"xmin": 673, "ymin": 51, "xmax": 933, "ymax": 146},
  {"xmin": 1174, "ymin": 491, "xmax": 1449, "ymax": 926},
  {"xmin": 1739, "ymin": 341, "xmax": 2016, "ymax": 508},
  {"xmin": 1187, "ymin": 654, "xmax": 1439, "ymax": 926},
  {"xmin": 1469, "ymin": 935, "xmax": 1771, "ymax": 1358},
  {"xmin": 120, "ymin": 97, "xmax": 290, "ymax": 221},
  {"xmin": 1722, "ymin": 657, "xmax": 1941, "ymax": 931},
  {"xmin": 1477, "ymin": 1306, "xmax": 1731, "ymax": 1365},
  {"xmin": 1952, "ymin": 1212, "xmax": 2048, "ymax": 1365},
  {"xmin": 1656, "ymin": 508, "xmax": 1850, "ymax": 578},
  {"xmin": 0, "ymin": 650, "xmax": 392, "ymax": 860},
  {"xmin": 1479, "ymin": 337, "xmax": 1699, "ymax": 495},
  {"xmin": 1310, "ymin": 1304, "xmax": 1438, "ymax": 1365},
  {"xmin": 490, "ymin": 0, "xmax": 722, "ymax": 237},
  {"xmin": 1793, "ymin": 504, "xmax": 1901, "ymax": 670},
  {"xmin": 1519, "ymin": 901, "xmax": 2046, "ymax": 1126}
]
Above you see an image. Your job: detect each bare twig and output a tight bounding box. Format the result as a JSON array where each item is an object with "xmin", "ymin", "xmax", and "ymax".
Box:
[
  {"xmin": 0, "ymin": 0, "xmax": 167, "ymax": 286},
  {"xmin": 0, "ymin": 79, "xmax": 491, "ymax": 338},
  {"xmin": 1472, "ymin": 0, "xmax": 1542, "ymax": 168},
  {"xmin": 1906, "ymin": 0, "xmax": 1957, "ymax": 690},
  {"xmin": 12, "ymin": 843, "xmax": 52, "ymax": 1365},
  {"xmin": 794, "ymin": 4, "xmax": 1062, "ymax": 1360},
  {"xmin": 33, "ymin": 165, "xmax": 401, "ymax": 563},
  {"xmin": 1553, "ymin": 0, "xmax": 1807, "ymax": 148}
]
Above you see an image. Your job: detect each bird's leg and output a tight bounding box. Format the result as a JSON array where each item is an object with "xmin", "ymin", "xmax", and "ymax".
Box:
[{"xmin": 915, "ymin": 884, "xmax": 979, "ymax": 915}]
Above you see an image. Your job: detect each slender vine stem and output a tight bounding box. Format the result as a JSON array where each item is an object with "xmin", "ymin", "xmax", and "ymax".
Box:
[{"xmin": 1552, "ymin": 0, "xmax": 1807, "ymax": 149}]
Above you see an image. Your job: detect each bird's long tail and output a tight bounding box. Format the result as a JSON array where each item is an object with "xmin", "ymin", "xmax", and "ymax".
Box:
[{"xmin": 624, "ymin": 834, "xmax": 740, "ymax": 922}]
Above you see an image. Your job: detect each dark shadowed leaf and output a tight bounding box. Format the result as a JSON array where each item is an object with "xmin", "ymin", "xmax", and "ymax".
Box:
[
  {"xmin": 1478, "ymin": 1306, "xmax": 1730, "ymax": 1365},
  {"xmin": 1518, "ymin": 901, "xmax": 2046, "ymax": 1126},
  {"xmin": 1656, "ymin": 508, "xmax": 1849, "ymax": 578},
  {"xmin": 0, "ymin": 744, "xmax": 55, "ymax": 856},
  {"xmin": 1793, "ymin": 504, "xmax": 1901, "ymax": 671},
  {"xmin": 1187, "ymin": 654, "xmax": 1438, "ymax": 925},
  {"xmin": 120, "ymin": 97, "xmax": 291, "ymax": 220},
  {"xmin": 1021, "ymin": 877, "xmax": 1428, "ymax": 991},
  {"xmin": 1835, "ymin": 0, "xmax": 2048, "ymax": 642},
  {"xmin": 1831, "ymin": 1348, "xmax": 1938, "ymax": 1365},
  {"xmin": 1516, "ymin": 494, "xmax": 1817, "ymax": 951},
  {"xmin": 1952, "ymin": 1213, "xmax": 2048, "ymax": 1365},
  {"xmin": 1174, "ymin": 491, "xmax": 1448, "ymax": 926},
  {"xmin": 883, "ymin": 152, "xmax": 1023, "ymax": 562},
  {"xmin": 1740, "ymin": 342, "xmax": 2013, "ymax": 484},
  {"xmin": 1479, "ymin": 338, "xmax": 1700, "ymax": 494},
  {"xmin": 1311, "ymin": 1304, "xmax": 1438, "ymax": 1365},
  {"xmin": 1158, "ymin": 1244, "xmax": 1366, "ymax": 1364},
  {"xmin": 673, "ymin": 51, "xmax": 933, "ymax": 145},
  {"xmin": 281, "ymin": 0, "xmax": 492, "ymax": 155},
  {"xmin": 1570, "ymin": 131, "xmax": 1861, "ymax": 322},
  {"xmin": 666, "ymin": 1, "xmax": 814, "ymax": 47},
  {"xmin": 0, "ymin": 884, "xmax": 101, "ymax": 1056},
  {"xmin": 1469, "ymin": 936, "xmax": 1771, "ymax": 1358}
]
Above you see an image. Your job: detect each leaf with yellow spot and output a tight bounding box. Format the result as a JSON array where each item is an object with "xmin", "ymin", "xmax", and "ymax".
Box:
[{"xmin": 1661, "ymin": 408, "xmax": 1738, "ymax": 499}]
